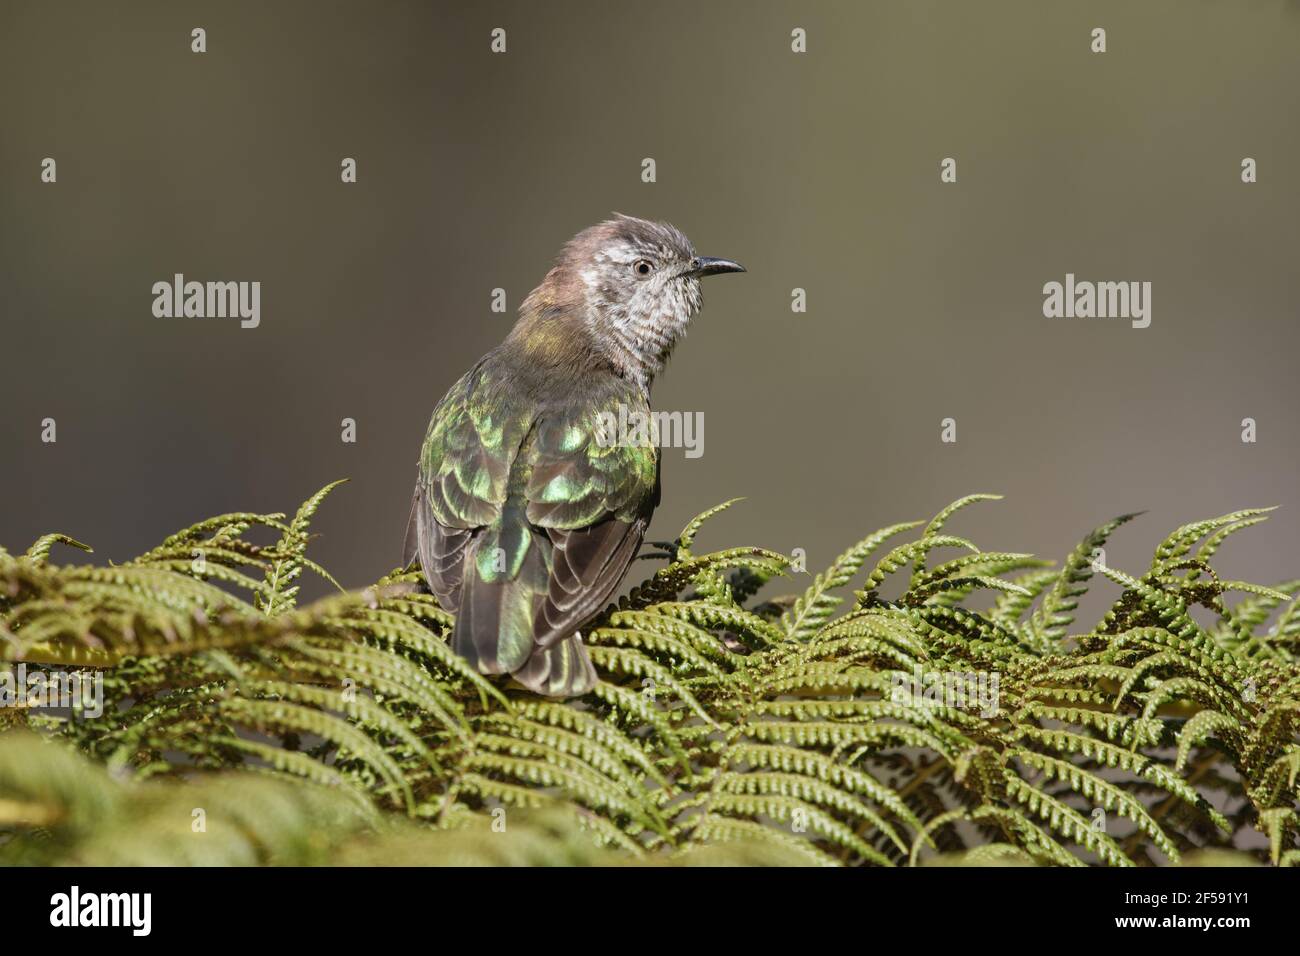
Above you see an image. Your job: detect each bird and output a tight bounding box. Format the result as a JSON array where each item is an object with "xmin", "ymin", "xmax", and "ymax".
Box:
[{"xmin": 404, "ymin": 214, "xmax": 745, "ymax": 697}]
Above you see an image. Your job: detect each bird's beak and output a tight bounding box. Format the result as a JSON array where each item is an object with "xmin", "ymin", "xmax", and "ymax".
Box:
[{"xmin": 687, "ymin": 256, "xmax": 746, "ymax": 277}]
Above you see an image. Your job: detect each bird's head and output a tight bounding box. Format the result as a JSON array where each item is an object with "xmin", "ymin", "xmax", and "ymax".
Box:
[{"xmin": 518, "ymin": 214, "xmax": 744, "ymax": 389}]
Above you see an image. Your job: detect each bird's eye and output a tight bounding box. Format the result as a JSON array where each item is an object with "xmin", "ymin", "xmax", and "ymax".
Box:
[{"xmin": 632, "ymin": 259, "xmax": 654, "ymax": 277}]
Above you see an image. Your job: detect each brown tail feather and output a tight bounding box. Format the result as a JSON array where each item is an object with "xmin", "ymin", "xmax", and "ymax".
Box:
[
  {"xmin": 451, "ymin": 532, "xmax": 545, "ymax": 676},
  {"xmin": 512, "ymin": 632, "xmax": 597, "ymax": 697}
]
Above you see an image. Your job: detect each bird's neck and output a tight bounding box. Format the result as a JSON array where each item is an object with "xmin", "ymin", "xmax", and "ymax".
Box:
[
  {"xmin": 600, "ymin": 273, "xmax": 702, "ymax": 389},
  {"xmin": 511, "ymin": 277, "xmax": 684, "ymax": 394},
  {"xmin": 601, "ymin": 307, "xmax": 675, "ymax": 392}
]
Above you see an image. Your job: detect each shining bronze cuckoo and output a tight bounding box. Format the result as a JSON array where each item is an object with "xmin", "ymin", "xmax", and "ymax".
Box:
[{"xmin": 405, "ymin": 215, "xmax": 744, "ymax": 697}]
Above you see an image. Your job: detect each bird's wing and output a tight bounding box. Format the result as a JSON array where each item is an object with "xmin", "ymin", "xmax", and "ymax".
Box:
[
  {"xmin": 404, "ymin": 483, "xmax": 473, "ymax": 612},
  {"xmin": 421, "ymin": 364, "xmax": 515, "ymax": 529},
  {"xmin": 405, "ymin": 363, "xmax": 522, "ymax": 611},
  {"xmin": 523, "ymin": 396, "xmax": 660, "ymax": 649}
]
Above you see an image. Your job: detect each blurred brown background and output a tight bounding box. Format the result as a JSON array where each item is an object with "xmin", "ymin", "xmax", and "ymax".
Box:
[{"xmin": 2, "ymin": 0, "xmax": 1298, "ymax": 614}]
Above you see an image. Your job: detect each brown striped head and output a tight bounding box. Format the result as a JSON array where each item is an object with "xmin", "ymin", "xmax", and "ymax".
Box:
[{"xmin": 517, "ymin": 215, "xmax": 744, "ymax": 389}]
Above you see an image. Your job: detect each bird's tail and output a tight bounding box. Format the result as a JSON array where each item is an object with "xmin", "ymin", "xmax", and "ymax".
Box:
[
  {"xmin": 514, "ymin": 633, "xmax": 597, "ymax": 698},
  {"xmin": 451, "ymin": 506, "xmax": 596, "ymax": 697}
]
